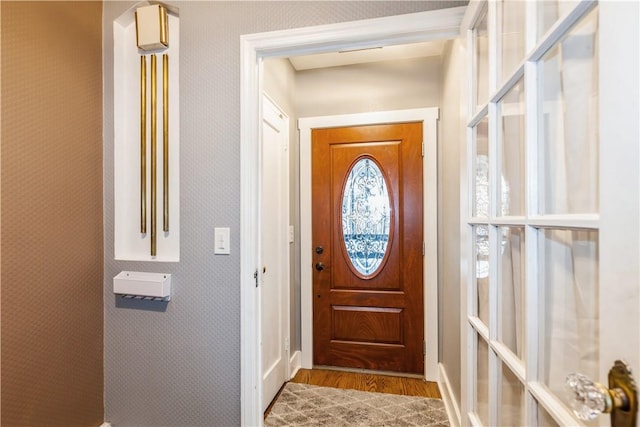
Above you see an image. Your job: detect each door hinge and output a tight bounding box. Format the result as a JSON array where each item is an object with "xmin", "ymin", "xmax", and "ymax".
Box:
[
  {"xmin": 422, "ymin": 241, "xmax": 425, "ymax": 256},
  {"xmin": 421, "ymin": 141, "xmax": 425, "ymax": 157},
  {"xmin": 423, "ymin": 340, "xmax": 426, "ymax": 356},
  {"xmin": 253, "ymin": 269, "xmax": 259, "ymax": 287}
]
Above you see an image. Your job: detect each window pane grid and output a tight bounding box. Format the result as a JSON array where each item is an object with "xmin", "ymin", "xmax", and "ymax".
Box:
[
  {"xmin": 475, "ymin": 336, "xmax": 490, "ymax": 426},
  {"xmin": 537, "ymin": 228, "xmax": 599, "ymax": 423},
  {"xmin": 474, "ymin": 3, "xmax": 489, "ymax": 111},
  {"xmin": 537, "ymin": 7, "xmax": 599, "ymax": 216},
  {"xmin": 497, "ymin": 79, "xmax": 526, "ymax": 217},
  {"xmin": 474, "ymin": 225, "xmax": 490, "ymax": 327},
  {"xmin": 499, "ymin": 0, "xmax": 526, "ymax": 85},
  {"xmin": 472, "ymin": 117, "xmax": 489, "ymax": 218},
  {"xmin": 499, "ymin": 361, "xmax": 526, "ymax": 426},
  {"xmin": 497, "ymin": 226, "xmax": 525, "ymax": 359},
  {"xmin": 466, "ymin": 2, "xmax": 601, "ymax": 426}
]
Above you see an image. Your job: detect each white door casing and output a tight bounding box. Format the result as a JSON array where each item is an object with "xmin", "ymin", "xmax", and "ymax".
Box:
[
  {"xmin": 299, "ymin": 108, "xmax": 439, "ymax": 381},
  {"xmin": 460, "ymin": 1, "xmax": 639, "ymax": 426},
  {"xmin": 240, "ymin": 7, "xmax": 466, "ymax": 426},
  {"xmin": 260, "ymin": 95, "xmax": 290, "ymax": 411}
]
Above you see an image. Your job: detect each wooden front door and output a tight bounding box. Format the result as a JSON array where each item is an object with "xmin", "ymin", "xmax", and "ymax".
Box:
[{"xmin": 311, "ymin": 122, "xmax": 424, "ymax": 374}]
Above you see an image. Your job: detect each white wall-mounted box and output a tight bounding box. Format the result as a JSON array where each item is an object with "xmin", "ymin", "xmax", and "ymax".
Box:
[{"xmin": 114, "ymin": 271, "xmax": 171, "ymax": 301}]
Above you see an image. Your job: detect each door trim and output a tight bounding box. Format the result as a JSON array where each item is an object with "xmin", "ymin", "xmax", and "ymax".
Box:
[
  {"xmin": 240, "ymin": 7, "xmax": 466, "ymax": 426},
  {"xmin": 299, "ymin": 108, "xmax": 439, "ymax": 381}
]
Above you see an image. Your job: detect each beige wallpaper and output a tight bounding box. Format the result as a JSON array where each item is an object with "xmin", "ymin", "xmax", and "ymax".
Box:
[{"xmin": 1, "ymin": 2, "xmax": 104, "ymax": 426}]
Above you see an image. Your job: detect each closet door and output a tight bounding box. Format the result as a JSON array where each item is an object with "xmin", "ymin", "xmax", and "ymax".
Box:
[{"xmin": 463, "ymin": 1, "xmax": 639, "ymax": 426}]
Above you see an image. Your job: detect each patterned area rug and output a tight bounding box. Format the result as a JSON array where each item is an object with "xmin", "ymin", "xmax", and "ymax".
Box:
[{"xmin": 265, "ymin": 382, "xmax": 450, "ymax": 426}]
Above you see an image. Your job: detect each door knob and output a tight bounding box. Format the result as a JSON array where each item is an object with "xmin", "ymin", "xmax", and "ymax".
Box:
[
  {"xmin": 315, "ymin": 246, "xmax": 324, "ymax": 254},
  {"xmin": 566, "ymin": 360, "xmax": 637, "ymax": 427},
  {"xmin": 315, "ymin": 262, "xmax": 325, "ymax": 271}
]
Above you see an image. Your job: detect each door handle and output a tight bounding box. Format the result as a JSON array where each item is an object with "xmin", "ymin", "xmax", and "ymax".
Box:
[
  {"xmin": 566, "ymin": 360, "xmax": 637, "ymax": 427},
  {"xmin": 315, "ymin": 262, "xmax": 325, "ymax": 272}
]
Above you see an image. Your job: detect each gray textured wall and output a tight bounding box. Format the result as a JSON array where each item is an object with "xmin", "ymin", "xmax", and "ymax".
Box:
[{"xmin": 103, "ymin": 2, "xmax": 466, "ymax": 425}]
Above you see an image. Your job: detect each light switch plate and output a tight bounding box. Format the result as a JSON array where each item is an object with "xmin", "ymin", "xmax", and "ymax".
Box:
[{"xmin": 214, "ymin": 227, "xmax": 230, "ymax": 255}]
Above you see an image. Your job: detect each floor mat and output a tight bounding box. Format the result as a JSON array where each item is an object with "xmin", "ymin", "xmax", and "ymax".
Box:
[{"xmin": 265, "ymin": 382, "xmax": 450, "ymax": 426}]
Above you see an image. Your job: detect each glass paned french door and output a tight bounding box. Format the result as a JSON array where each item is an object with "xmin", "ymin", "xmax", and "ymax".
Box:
[{"xmin": 463, "ymin": 1, "xmax": 619, "ymax": 426}]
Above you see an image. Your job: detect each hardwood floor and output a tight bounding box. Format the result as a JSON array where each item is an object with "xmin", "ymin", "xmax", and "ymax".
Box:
[{"xmin": 290, "ymin": 368, "xmax": 442, "ymax": 399}]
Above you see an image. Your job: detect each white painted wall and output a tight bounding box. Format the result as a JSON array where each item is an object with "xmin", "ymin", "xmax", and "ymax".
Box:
[
  {"xmin": 438, "ymin": 38, "xmax": 466, "ymax": 408},
  {"xmin": 296, "ymin": 56, "xmax": 441, "ymax": 117}
]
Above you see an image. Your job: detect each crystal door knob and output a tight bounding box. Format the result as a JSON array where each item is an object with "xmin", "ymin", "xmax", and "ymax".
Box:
[
  {"xmin": 566, "ymin": 371, "xmax": 631, "ymax": 421},
  {"xmin": 566, "ymin": 373, "xmax": 613, "ymax": 420}
]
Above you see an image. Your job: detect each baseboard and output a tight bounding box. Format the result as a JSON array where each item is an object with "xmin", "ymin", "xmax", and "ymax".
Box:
[
  {"xmin": 289, "ymin": 350, "xmax": 301, "ymax": 379},
  {"xmin": 100, "ymin": 423, "xmax": 112, "ymax": 427},
  {"xmin": 438, "ymin": 363, "xmax": 461, "ymax": 427}
]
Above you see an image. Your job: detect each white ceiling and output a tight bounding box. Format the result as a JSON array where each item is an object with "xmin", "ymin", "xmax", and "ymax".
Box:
[{"xmin": 288, "ymin": 40, "xmax": 446, "ymax": 71}]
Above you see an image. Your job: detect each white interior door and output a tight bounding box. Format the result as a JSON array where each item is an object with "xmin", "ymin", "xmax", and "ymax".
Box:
[
  {"xmin": 462, "ymin": 1, "xmax": 639, "ymax": 426},
  {"xmin": 261, "ymin": 95, "xmax": 290, "ymax": 412}
]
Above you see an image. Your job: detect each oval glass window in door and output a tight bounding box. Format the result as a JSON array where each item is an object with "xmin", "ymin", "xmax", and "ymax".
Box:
[{"xmin": 341, "ymin": 157, "xmax": 392, "ymax": 277}]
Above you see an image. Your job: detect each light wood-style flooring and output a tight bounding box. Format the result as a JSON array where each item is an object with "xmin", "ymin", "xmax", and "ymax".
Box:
[{"xmin": 290, "ymin": 368, "xmax": 442, "ymax": 399}]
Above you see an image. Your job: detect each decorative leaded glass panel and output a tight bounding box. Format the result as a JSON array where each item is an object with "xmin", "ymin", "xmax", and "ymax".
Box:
[{"xmin": 341, "ymin": 157, "xmax": 391, "ymax": 277}]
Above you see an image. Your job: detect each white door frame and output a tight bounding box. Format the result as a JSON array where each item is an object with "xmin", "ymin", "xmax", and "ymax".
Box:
[
  {"xmin": 298, "ymin": 108, "xmax": 439, "ymax": 381},
  {"xmin": 240, "ymin": 7, "xmax": 466, "ymax": 426}
]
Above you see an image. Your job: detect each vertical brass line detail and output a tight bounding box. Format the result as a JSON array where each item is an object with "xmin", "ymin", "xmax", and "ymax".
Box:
[
  {"xmin": 163, "ymin": 54, "xmax": 169, "ymax": 232},
  {"xmin": 159, "ymin": 6, "xmax": 168, "ymax": 47},
  {"xmin": 151, "ymin": 54, "xmax": 157, "ymax": 256},
  {"xmin": 140, "ymin": 55, "xmax": 147, "ymax": 234}
]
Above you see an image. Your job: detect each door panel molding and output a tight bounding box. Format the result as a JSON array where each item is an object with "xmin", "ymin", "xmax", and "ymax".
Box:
[{"xmin": 299, "ymin": 107, "xmax": 439, "ymax": 380}]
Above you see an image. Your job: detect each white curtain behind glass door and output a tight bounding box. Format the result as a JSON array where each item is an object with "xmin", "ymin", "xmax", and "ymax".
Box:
[{"xmin": 539, "ymin": 10, "xmax": 599, "ymax": 416}]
